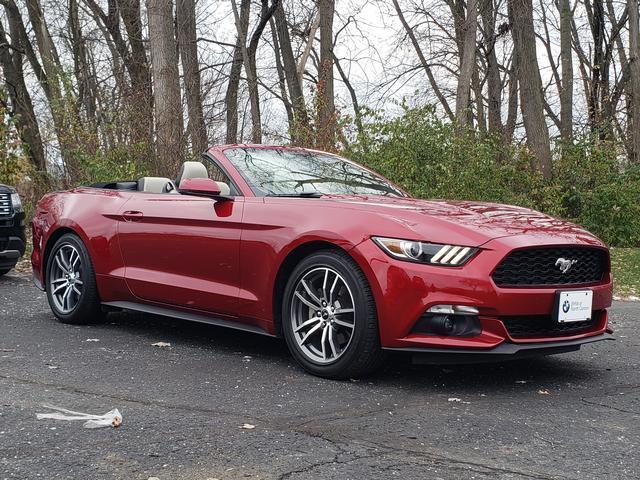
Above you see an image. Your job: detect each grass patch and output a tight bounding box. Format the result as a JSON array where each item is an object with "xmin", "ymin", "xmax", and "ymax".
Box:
[{"xmin": 611, "ymin": 248, "xmax": 640, "ymax": 298}]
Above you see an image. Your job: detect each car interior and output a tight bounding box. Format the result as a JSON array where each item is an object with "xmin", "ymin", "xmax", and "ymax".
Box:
[{"xmin": 90, "ymin": 161, "xmax": 233, "ymax": 196}]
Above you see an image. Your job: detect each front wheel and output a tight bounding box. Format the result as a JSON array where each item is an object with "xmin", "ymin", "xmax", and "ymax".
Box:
[
  {"xmin": 282, "ymin": 250, "xmax": 384, "ymax": 379},
  {"xmin": 45, "ymin": 233, "xmax": 103, "ymax": 324}
]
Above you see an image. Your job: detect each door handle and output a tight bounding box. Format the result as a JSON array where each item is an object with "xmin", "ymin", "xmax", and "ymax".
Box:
[{"xmin": 122, "ymin": 210, "xmax": 144, "ymax": 222}]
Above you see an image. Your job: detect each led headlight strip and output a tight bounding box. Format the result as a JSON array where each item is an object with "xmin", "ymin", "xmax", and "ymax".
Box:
[{"xmin": 372, "ymin": 237, "xmax": 478, "ymax": 266}]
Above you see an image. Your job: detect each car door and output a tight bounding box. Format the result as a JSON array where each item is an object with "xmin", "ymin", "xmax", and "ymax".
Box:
[{"xmin": 117, "ymin": 192, "xmax": 244, "ymax": 317}]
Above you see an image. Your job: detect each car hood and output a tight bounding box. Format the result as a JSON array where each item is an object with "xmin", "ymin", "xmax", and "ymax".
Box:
[{"xmin": 319, "ymin": 195, "xmax": 605, "ymax": 248}]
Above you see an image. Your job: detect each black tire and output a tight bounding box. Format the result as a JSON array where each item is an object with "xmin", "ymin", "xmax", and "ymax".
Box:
[
  {"xmin": 0, "ymin": 268, "xmax": 11, "ymax": 276},
  {"xmin": 45, "ymin": 233, "xmax": 103, "ymax": 324},
  {"xmin": 282, "ymin": 249, "xmax": 385, "ymax": 379}
]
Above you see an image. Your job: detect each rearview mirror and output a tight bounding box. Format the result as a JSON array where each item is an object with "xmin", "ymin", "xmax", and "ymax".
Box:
[{"xmin": 178, "ymin": 178, "xmax": 231, "ymax": 200}]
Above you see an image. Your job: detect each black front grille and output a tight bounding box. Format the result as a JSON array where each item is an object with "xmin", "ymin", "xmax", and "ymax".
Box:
[
  {"xmin": 492, "ymin": 247, "xmax": 607, "ymax": 287},
  {"xmin": 500, "ymin": 311, "xmax": 601, "ymax": 338},
  {"xmin": 0, "ymin": 192, "xmax": 10, "ymax": 217}
]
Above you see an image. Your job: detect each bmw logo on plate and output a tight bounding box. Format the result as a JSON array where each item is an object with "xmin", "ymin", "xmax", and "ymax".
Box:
[{"xmin": 562, "ymin": 300, "xmax": 571, "ymax": 313}]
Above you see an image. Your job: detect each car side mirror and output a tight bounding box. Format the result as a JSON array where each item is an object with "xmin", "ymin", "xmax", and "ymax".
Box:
[{"xmin": 178, "ymin": 178, "xmax": 232, "ymax": 201}]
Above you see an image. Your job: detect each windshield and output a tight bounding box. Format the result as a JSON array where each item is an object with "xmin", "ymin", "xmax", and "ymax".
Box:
[{"xmin": 224, "ymin": 147, "xmax": 405, "ymax": 197}]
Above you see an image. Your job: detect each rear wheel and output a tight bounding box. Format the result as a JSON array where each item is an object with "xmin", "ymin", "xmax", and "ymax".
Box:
[
  {"xmin": 282, "ymin": 250, "xmax": 384, "ymax": 379},
  {"xmin": 46, "ymin": 233, "xmax": 103, "ymax": 324}
]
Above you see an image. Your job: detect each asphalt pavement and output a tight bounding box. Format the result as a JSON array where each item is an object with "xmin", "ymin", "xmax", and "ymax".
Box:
[{"xmin": 0, "ymin": 272, "xmax": 638, "ymax": 479}]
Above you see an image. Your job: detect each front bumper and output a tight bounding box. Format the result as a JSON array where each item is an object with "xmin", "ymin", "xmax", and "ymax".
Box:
[
  {"xmin": 0, "ymin": 235, "xmax": 26, "ymax": 269},
  {"xmin": 351, "ymin": 236, "xmax": 613, "ymax": 352},
  {"xmin": 387, "ymin": 333, "xmax": 614, "ymax": 364}
]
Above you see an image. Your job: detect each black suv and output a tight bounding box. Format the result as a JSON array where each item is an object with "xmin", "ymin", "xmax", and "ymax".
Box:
[{"xmin": 0, "ymin": 184, "xmax": 26, "ymax": 276}]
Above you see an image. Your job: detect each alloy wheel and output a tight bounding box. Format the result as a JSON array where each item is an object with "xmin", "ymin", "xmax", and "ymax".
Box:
[
  {"xmin": 49, "ymin": 244, "xmax": 84, "ymax": 314},
  {"xmin": 290, "ymin": 266, "xmax": 356, "ymax": 364}
]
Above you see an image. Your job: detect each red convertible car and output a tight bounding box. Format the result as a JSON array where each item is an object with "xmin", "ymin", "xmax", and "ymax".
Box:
[{"xmin": 31, "ymin": 145, "xmax": 613, "ymax": 378}]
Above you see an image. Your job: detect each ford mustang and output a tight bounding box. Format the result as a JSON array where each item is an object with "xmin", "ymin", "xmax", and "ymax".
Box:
[{"xmin": 31, "ymin": 145, "xmax": 614, "ymax": 378}]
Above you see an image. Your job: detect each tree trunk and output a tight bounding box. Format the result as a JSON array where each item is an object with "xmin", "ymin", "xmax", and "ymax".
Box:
[
  {"xmin": 274, "ymin": 1, "xmax": 310, "ymax": 143},
  {"xmin": 147, "ymin": 0, "xmax": 183, "ymax": 173},
  {"xmin": 118, "ymin": 0, "xmax": 154, "ymax": 150},
  {"xmin": 177, "ymin": 0, "xmax": 207, "ymax": 155},
  {"xmin": 70, "ymin": 0, "xmax": 98, "ymax": 141},
  {"xmin": 455, "ymin": 0, "xmax": 478, "ymax": 132},
  {"xmin": 245, "ymin": 0, "xmax": 280, "ymax": 144},
  {"xmin": 317, "ymin": 0, "xmax": 336, "ymax": 150},
  {"xmin": 225, "ymin": 0, "xmax": 250, "ymax": 144},
  {"xmin": 270, "ymin": 17, "xmax": 294, "ymax": 129},
  {"xmin": 630, "ymin": 0, "xmax": 640, "ymax": 162},
  {"xmin": 481, "ymin": 0, "xmax": 503, "ymax": 137},
  {"xmin": 508, "ymin": 0, "xmax": 552, "ymax": 179},
  {"xmin": 558, "ymin": 0, "xmax": 573, "ymax": 141},
  {"xmin": 589, "ymin": 0, "xmax": 605, "ymax": 136},
  {"xmin": 0, "ymin": 20, "xmax": 46, "ymax": 170}
]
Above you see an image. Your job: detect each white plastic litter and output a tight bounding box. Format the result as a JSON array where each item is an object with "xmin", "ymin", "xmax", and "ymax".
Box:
[
  {"xmin": 36, "ymin": 405, "xmax": 122, "ymax": 428},
  {"xmin": 151, "ymin": 342, "xmax": 171, "ymax": 347}
]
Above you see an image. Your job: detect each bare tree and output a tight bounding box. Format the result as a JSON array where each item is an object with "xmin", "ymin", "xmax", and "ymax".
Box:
[
  {"xmin": 177, "ymin": 0, "xmax": 207, "ymax": 154},
  {"xmin": 559, "ymin": 0, "xmax": 573, "ymax": 141},
  {"xmin": 508, "ymin": 0, "xmax": 552, "ymax": 178},
  {"xmin": 455, "ymin": 0, "xmax": 478, "ymax": 131},
  {"xmin": 480, "ymin": 0, "xmax": 507, "ymax": 137},
  {"xmin": 225, "ymin": 0, "xmax": 250, "ymax": 144},
  {"xmin": 316, "ymin": 0, "xmax": 336, "ymax": 150},
  {"xmin": 0, "ymin": 20, "xmax": 45, "ymax": 170},
  {"xmin": 629, "ymin": 0, "xmax": 640, "ymax": 162},
  {"xmin": 147, "ymin": 0, "xmax": 184, "ymax": 172},
  {"xmin": 274, "ymin": 0, "xmax": 310, "ymax": 143}
]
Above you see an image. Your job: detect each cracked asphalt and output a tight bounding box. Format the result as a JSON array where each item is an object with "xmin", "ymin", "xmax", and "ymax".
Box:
[{"xmin": 0, "ymin": 272, "xmax": 638, "ymax": 480}]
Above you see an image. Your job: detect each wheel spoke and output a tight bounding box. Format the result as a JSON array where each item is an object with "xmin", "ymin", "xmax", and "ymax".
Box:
[
  {"xmin": 51, "ymin": 277, "xmax": 67, "ymax": 285},
  {"xmin": 294, "ymin": 291, "xmax": 321, "ymax": 310},
  {"xmin": 300, "ymin": 322, "xmax": 323, "ymax": 345},
  {"xmin": 70, "ymin": 249, "xmax": 80, "ymax": 269},
  {"xmin": 335, "ymin": 308, "xmax": 354, "ymax": 315},
  {"xmin": 295, "ymin": 317, "xmax": 321, "ymax": 333},
  {"xmin": 54, "ymin": 255, "xmax": 66, "ymax": 273},
  {"xmin": 329, "ymin": 275, "xmax": 339, "ymax": 305},
  {"xmin": 328, "ymin": 326, "xmax": 338, "ymax": 358},
  {"xmin": 72, "ymin": 285, "xmax": 82, "ymax": 296},
  {"xmin": 52, "ymin": 282, "xmax": 67, "ymax": 295},
  {"xmin": 60, "ymin": 249, "xmax": 72, "ymax": 271},
  {"xmin": 320, "ymin": 325, "xmax": 328, "ymax": 360},
  {"xmin": 62, "ymin": 286, "xmax": 72, "ymax": 311},
  {"xmin": 322, "ymin": 269, "xmax": 329, "ymax": 301},
  {"xmin": 333, "ymin": 318, "xmax": 354, "ymax": 329},
  {"xmin": 300, "ymin": 279, "xmax": 322, "ymax": 306}
]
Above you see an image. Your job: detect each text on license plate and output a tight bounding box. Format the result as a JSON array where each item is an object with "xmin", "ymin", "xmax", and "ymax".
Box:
[{"xmin": 556, "ymin": 290, "xmax": 593, "ymax": 323}]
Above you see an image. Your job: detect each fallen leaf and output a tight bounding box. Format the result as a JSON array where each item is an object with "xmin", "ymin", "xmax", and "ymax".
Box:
[
  {"xmin": 240, "ymin": 423, "xmax": 256, "ymax": 429},
  {"xmin": 537, "ymin": 389, "xmax": 550, "ymax": 395},
  {"xmin": 86, "ymin": 338, "xmax": 99, "ymax": 342},
  {"xmin": 448, "ymin": 397, "xmax": 461, "ymax": 402},
  {"xmin": 151, "ymin": 342, "xmax": 171, "ymax": 348}
]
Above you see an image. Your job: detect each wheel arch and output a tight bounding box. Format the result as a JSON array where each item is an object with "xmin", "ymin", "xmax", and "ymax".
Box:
[
  {"xmin": 271, "ymin": 240, "xmax": 380, "ymax": 338},
  {"xmin": 42, "ymin": 227, "xmax": 81, "ymax": 289}
]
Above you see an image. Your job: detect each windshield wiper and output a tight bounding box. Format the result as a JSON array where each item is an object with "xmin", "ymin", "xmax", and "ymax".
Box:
[{"xmin": 266, "ymin": 192, "xmax": 323, "ymax": 198}]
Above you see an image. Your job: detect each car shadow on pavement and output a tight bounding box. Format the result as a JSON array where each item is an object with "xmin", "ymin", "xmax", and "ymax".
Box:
[{"xmin": 104, "ymin": 310, "xmax": 607, "ymax": 393}]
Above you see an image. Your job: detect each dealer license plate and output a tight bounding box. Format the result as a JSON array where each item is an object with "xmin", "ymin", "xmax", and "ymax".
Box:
[{"xmin": 555, "ymin": 290, "xmax": 593, "ymax": 323}]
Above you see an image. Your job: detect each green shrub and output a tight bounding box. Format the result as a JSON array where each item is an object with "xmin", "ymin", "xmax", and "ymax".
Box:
[{"xmin": 345, "ymin": 106, "xmax": 640, "ymax": 247}]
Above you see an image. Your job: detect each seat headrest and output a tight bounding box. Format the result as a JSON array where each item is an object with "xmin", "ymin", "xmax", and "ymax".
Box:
[
  {"xmin": 176, "ymin": 161, "xmax": 208, "ymax": 187},
  {"xmin": 138, "ymin": 177, "xmax": 177, "ymax": 194}
]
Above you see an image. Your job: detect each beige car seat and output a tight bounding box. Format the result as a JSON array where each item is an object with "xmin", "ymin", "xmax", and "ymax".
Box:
[{"xmin": 176, "ymin": 161, "xmax": 231, "ymax": 195}]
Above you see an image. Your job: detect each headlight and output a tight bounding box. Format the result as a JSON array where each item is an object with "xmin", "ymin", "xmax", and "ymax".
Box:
[
  {"xmin": 10, "ymin": 193, "xmax": 23, "ymax": 213},
  {"xmin": 372, "ymin": 237, "xmax": 478, "ymax": 266}
]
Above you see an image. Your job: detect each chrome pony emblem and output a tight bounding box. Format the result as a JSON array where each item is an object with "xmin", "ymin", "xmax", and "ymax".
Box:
[{"xmin": 555, "ymin": 257, "xmax": 578, "ymax": 274}]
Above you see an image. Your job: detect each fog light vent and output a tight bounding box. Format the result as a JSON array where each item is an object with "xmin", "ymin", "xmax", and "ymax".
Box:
[{"xmin": 412, "ymin": 307, "xmax": 481, "ymax": 337}]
